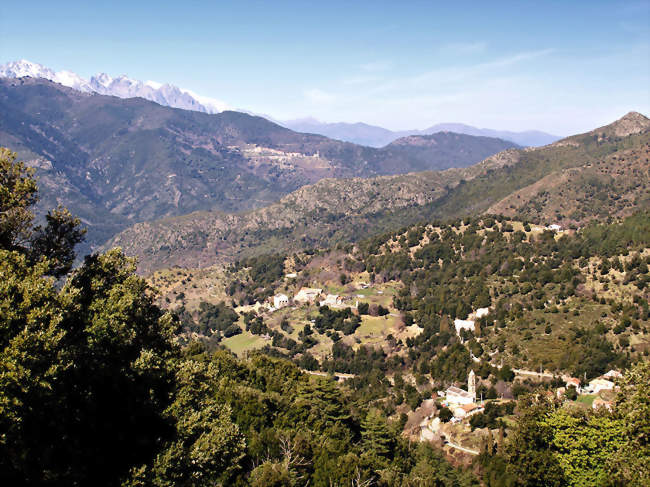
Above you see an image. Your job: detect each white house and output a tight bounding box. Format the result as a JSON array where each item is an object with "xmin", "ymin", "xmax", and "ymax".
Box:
[
  {"xmin": 547, "ymin": 224, "xmax": 562, "ymax": 232},
  {"xmin": 273, "ymin": 294, "xmax": 289, "ymax": 309},
  {"xmin": 454, "ymin": 319, "xmax": 475, "ymax": 336},
  {"xmin": 475, "ymin": 308, "xmax": 490, "ymax": 319},
  {"xmin": 453, "ymin": 403, "xmax": 483, "ymax": 419},
  {"xmin": 588, "ymin": 378, "xmax": 615, "ymax": 394},
  {"xmin": 446, "ymin": 387, "xmax": 475, "ymax": 406},
  {"xmin": 294, "ymin": 287, "xmax": 323, "ymax": 304}
]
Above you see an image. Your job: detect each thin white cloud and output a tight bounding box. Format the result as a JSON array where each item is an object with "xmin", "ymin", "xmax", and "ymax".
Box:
[
  {"xmin": 366, "ymin": 48, "xmax": 555, "ymax": 95},
  {"xmin": 303, "ymin": 88, "xmax": 337, "ymax": 104}
]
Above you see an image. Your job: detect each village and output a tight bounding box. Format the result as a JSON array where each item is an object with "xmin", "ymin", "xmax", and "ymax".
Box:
[
  {"xmin": 411, "ymin": 366, "xmax": 621, "ymax": 457},
  {"xmin": 228, "ymin": 144, "xmax": 334, "ymax": 173},
  {"xmin": 219, "ymin": 265, "xmax": 623, "ymax": 458},
  {"xmin": 146, "ymin": 216, "xmax": 637, "ymax": 461}
]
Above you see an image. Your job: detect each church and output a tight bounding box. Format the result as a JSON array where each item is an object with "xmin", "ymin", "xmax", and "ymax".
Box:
[{"xmin": 444, "ymin": 370, "xmax": 476, "ymax": 406}]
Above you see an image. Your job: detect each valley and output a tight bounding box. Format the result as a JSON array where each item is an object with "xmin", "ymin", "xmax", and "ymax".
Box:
[{"xmin": 1, "ymin": 73, "xmax": 648, "ymax": 487}]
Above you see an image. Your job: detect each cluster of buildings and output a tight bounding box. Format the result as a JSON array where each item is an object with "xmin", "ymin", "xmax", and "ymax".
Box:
[
  {"xmin": 585, "ymin": 369, "xmax": 622, "ymax": 393},
  {"xmin": 557, "ymin": 369, "xmax": 621, "ymax": 397},
  {"xmin": 270, "ymin": 287, "xmax": 347, "ymax": 312},
  {"xmin": 556, "ymin": 370, "xmax": 621, "ymax": 411}
]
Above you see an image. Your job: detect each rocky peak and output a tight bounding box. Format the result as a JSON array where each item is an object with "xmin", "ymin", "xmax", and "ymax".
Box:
[{"xmin": 594, "ymin": 111, "xmax": 650, "ymax": 137}]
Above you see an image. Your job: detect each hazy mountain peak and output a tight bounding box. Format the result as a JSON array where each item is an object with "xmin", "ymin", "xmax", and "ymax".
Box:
[{"xmin": 282, "ymin": 118, "xmax": 561, "ymax": 148}]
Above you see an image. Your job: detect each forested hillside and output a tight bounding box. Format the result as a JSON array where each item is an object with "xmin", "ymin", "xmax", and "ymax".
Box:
[
  {"xmin": 0, "ymin": 148, "xmax": 482, "ymax": 486},
  {"xmin": 172, "ymin": 213, "xmax": 649, "ymax": 378},
  {"xmin": 157, "ymin": 211, "xmax": 650, "ymax": 486}
]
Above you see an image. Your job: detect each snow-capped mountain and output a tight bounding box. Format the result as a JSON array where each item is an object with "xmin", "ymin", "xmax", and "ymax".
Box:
[{"xmin": 0, "ymin": 59, "xmax": 229, "ymax": 114}]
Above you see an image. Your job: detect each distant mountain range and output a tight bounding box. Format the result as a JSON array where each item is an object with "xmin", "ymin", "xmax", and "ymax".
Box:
[
  {"xmin": 281, "ymin": 118, "xmax": 561, "ymax": 148},
  {"xmin": 0, "ymin": 59, "xmax": 229, "ymax": 114},
  {"xmin": 0, "ymin": 77, "xmax": 517, "ymax": 253},
  {"xmin": 0, "ymin": 59, "xmax": 560, "ymax": 147}
]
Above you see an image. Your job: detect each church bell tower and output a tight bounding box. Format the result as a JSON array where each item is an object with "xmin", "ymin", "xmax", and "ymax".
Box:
[{"xmin": 468, "ymin": 369, "xmax": 476, "ymax": 400}]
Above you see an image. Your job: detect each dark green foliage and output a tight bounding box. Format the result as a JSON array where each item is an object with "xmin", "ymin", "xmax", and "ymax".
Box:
[
  {"xmin": 28, "ymin": 206, "xmax": 86, "ymax": 277},
  {"xmin": 502, "ymin": 398, "xmax": 567, "ymax": 486},
  {"xmin": 565, "ymin": 385, "xmax": 578, "ymax": 400},
  {"xmin": 469, "ymin": 402, "xmax": 513, "ymax": 430},
  {"xmin": 439, "ymin": 406, "xmax": 453, "ymax": 422},
  {"xmin": 357, "ymin": 301, "xmax": 370, "ymax": 314},
  {"xmin": 0, "ymin": 149, "xmax": 85, "ymax": 277},
  {"xmin": 184, "ymin": 350, "xmax": 478, "ymax": 486},
  {"xmin": 230, "ymin": 253, "xmax": 286, "ymax": 303},
  {"xmin": 0, "ymin": 249, "xmax": 180, "ymax": 486},
  {"xmin": 314, "ymin": 306, "xmax": 361, "ymax": 335},
  {"xmin": 234, "ymin": 253, "xmax": 285, "ymax": 289},
  {"xmin": 196, "ymin": 301, "xmax": 239, "ymax": 335},
  {"xmin": 430, "ymin": 343, "xmax": 472, "ymax": 382}
]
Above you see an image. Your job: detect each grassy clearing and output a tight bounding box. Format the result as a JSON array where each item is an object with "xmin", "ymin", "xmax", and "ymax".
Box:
[
  {"xmin": 354, "ymin": 315, "xmax": 401, "ymax": 347},
  {"xmin": 575, "ymin": 394, "xmax": 596, "ymax": 407},
  {"xmin": 222, "ymin": 331, "xmax": 267, "ymax": 356},
  {"xmin": 357, "ymin": 315, "xmax": 396, "ymax": 336}
]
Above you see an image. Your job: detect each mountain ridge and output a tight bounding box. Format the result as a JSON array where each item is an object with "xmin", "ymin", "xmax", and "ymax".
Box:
[
  {"xmin": 281, "ymin": 118, "xmax": 561, "ymax": 148},
  {"xmin": 0, "ymin": 77, "xmax": 517, "ymax": 252},
  {"xmin": 0, "ymin": 59, "xmax": 229, "ymax": 114},
  {"xmin": 106, "ymin": 112, "xmax": 650, "ymax": 273}
]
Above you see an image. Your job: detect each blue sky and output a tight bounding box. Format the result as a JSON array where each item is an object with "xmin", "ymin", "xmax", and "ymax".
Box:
[{"xmin": 1, "ymin": 0, "xmax": 649, "ymax": 134}]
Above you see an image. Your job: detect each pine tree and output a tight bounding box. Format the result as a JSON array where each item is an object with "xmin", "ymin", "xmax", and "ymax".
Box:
[
  {"xmin": 361, "ymin": 409, "xmax": 393, "ymax": 458},
  {"xmin": 440, "ymin": 315, "xmax": 450, "ymax": 333},
  {"xmin": 295, "ymin": 377, "xmax": 351, "ymax": 433}
]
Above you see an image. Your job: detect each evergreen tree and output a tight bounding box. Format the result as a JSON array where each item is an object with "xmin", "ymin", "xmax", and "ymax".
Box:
[{"xmin": 361, "ymin": 409, "xmax": 393, "ymax": 457}]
